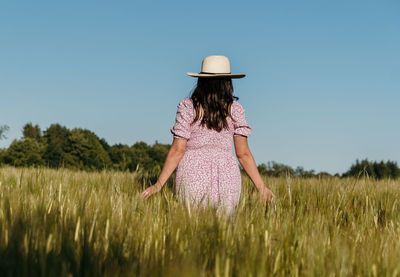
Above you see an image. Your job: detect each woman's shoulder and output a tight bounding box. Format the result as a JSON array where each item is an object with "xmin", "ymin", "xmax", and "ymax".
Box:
[
  {"xmin": 181, "ymin": 97, "xmax": 193, "ymax": 105},
  {"xmin": 231, "ymin": 100, "xmax": 246, "ymax": 117},
  {"xmin": 176, "ymin": 97, "xmax": 194, "ymax": 113}
]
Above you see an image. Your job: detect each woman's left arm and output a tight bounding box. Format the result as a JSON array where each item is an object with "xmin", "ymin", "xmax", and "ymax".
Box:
[{"xmin": 141, "ymin": 137, "xmax": 187, "ymax": 200}]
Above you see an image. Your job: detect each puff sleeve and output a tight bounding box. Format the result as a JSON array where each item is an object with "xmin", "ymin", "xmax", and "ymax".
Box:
[
  {"xmin": 170, "ymin": 98, "xmax": 193, "ymax": 140},
  {"xmin": 232, "ymin": 101, "xmax": 252, "ymax": 137}
]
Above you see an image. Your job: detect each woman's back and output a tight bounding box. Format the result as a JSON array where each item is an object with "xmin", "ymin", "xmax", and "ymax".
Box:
[
  {"xmin": 170, "ymin": 97, "xmax": 252, "ymax": 215},
  {"xmin": 171, "ymin": 97, "xmax": 252, "ymax": 153}
]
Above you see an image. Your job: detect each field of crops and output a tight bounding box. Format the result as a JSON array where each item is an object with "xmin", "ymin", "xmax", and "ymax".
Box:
[{"xmin": 1, "ymin": 166, "xmax": 400, "ymax": 276}]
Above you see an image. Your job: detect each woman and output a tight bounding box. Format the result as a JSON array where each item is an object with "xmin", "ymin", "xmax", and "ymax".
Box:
[{"xmin": 141, "ymin": 55, "xmax": 275, "ymax": 215}]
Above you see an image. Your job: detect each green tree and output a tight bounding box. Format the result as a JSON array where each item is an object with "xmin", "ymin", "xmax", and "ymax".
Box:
[
  {"xmin": 130, "ymin": 141, "xmax": 153, "ymax": 171},
  {"xmin": 148, "ymin": 142, "xmax": 170, "ymax": 174},
  {"xmin": 295, "ymin": 166, "xmax": 317, "ymax": 178},
  {"xmin": 43, "ymin": 124, "xmax": 75, "ymax": 168},
  {"xmin": 257, "ymin": 161, "xmax": 295, "ymax": 177},
  {"xmin": 22, "ymin": 123, "xmax": 42, "ymax": 141},
  {"xmin": 387, "ymin": 160, "xmax": 400, "ymax": 179},
  {"xmin": 69, "ymin": 128, "xmax": 112, "ymax": 170},
  {"xmin": 274, "ymin": 162, "xmax": 295, "ymax": 177},
  {"xmin": 2, "ymin": 138, "xmax": 45, "ymax": 166},
  {"xmin": 108, "ymin": 144, "xmax": 134, "ymax": 171},
  {"xmin": 317, "ymin": 172, "xmax": 331, "ymax": 177},
  {"xmin": 343, "ymin": 159, "xmax": 400, "ymax": 179},
  {"xmin": 257, "ymin": 163, "xmax": 270, "ymax": 176}
]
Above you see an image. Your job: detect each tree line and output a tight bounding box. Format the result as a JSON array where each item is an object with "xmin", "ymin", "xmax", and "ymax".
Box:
[
  {"xmin": 0, "ymin": 123, "xmax": 399, "ymax": 179},
  {"xmin": 256, "ymin": 160, "xmax": 400, "ymax": 179},
  {"xmin": 0, "ymin": 123, "xmax": 169, "ymax": 174}
]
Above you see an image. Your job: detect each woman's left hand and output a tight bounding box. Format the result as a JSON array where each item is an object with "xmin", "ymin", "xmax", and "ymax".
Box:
[{"xmin": 141, "ymin": 182, "xmax": 163, "ymax": 200}]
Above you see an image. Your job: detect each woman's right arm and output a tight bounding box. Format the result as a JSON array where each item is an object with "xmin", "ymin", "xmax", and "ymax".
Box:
[{"xmin": 233, "ymin": 135, "xmax": 275, "ymax": 202}]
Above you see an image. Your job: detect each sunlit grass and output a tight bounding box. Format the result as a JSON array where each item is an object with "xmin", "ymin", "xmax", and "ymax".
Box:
[{"xmin": 1, "ymin": 165, "xmax": 400, "ymax": 276}]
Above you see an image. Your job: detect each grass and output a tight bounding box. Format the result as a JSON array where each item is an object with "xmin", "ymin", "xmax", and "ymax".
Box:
[{"xmin": 1, "ymin": 165, "xmax": 400, "ymax": 276}]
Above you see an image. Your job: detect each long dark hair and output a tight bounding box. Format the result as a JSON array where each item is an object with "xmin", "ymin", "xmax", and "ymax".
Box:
[{"xmin": 190, "ymin": 77, "xmax": 239, "ymax": 132}]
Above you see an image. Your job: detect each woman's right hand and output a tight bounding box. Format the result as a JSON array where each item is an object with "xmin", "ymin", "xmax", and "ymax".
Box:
[{"xmin": 258, "ymin": 187, "xmax": 276, "ymax": 204}]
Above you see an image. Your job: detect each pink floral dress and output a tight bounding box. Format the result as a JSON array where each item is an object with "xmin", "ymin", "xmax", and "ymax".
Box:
[{"xmin": 170, "ymin": 97, "xmax": 252, "ymax": 216}]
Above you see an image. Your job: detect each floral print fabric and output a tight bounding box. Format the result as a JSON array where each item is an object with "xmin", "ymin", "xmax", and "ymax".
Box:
[{"xmin": 170, "ymin": 97, "xmax": 252, "ymax": 216}]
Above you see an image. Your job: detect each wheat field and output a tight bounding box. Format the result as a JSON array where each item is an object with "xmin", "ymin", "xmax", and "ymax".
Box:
[{"xmin": 0, "ymin": 166, "xmax": 400, "ymax": 276}]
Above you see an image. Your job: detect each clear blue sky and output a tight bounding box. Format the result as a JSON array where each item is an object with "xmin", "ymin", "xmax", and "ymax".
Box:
[{"xmin": 1, "ymin": 0, "xmax": 399, "ymax": 174}]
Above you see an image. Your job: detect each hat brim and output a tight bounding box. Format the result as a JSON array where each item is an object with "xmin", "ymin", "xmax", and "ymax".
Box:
[{"xmin": 186, "ymin": 72, "xmax": 245, "ymax": 78}]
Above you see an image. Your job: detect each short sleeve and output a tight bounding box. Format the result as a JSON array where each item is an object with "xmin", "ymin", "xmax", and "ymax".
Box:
[
  {"xmin": 170, "ymin": 98, "xmax": 193, "ymax": 140},
  {"xmin": 232, "ymin": 101, "xmax": 252, "ymax": 137}
]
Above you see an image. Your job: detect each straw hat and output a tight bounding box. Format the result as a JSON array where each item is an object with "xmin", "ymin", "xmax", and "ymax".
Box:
[{"xmin": 186, "ymin": 55, "xmax": 245, "ymax": 78}]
